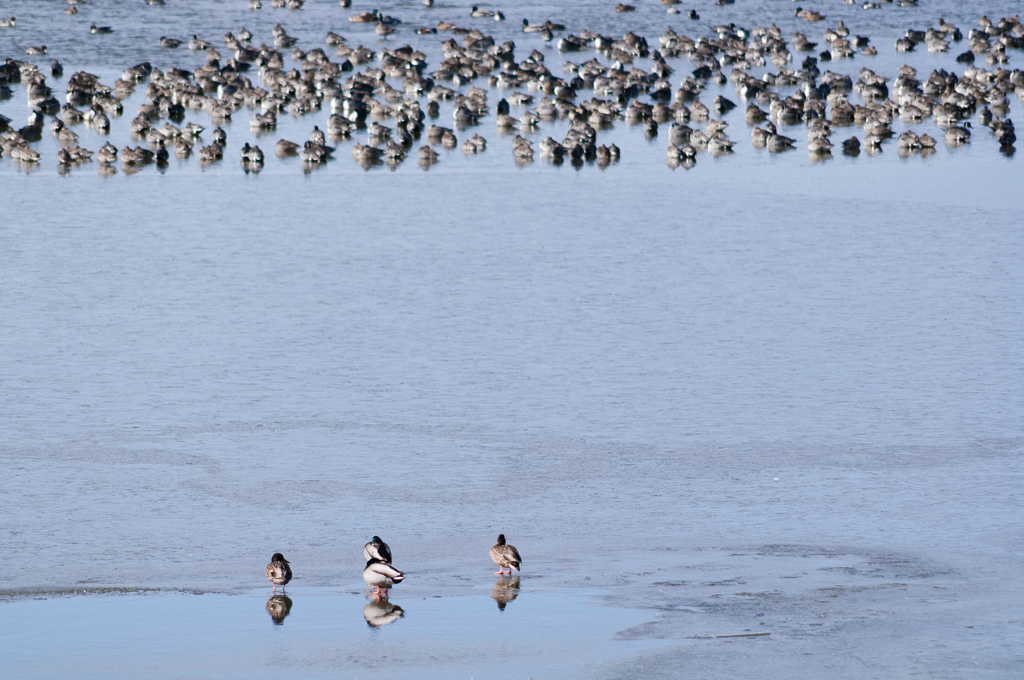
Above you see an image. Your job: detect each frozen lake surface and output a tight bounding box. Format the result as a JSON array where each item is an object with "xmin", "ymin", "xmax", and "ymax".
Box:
[{"xmin": 1, "ymin": 0, "xmax": 1022, "ymax": 677}]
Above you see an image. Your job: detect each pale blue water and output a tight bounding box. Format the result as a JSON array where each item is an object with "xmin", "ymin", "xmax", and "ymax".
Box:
[
  {"xmin": 1, "ymin": 587, "xmax": 662, "ymax": 679},
  {"xmin": 1, "ymin": 0, "xmax": 1022, "ymax": 677}
]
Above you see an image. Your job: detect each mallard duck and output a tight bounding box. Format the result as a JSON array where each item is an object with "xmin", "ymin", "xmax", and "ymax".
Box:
[
  {"xmin": 795, "ymin": 7, "xmax": 825, "ymax": 21},
  {"xmin": 808, "ymin": 136, "xmax": 833, "ymax": 152},
  {"xmin": 349, "ymin": 11, "xmax": 376, "ymax": 22},
  {"xmin": 188, "ymin": 35, "xmax": 212, "ymax": 50},
  {"xmin": 174, "ymin": 137, "xmax": 193, "ymax": 158},
  {"xmin": 766, "ymin": 131, "xmax": 795, "ymax": 152},
  {"xmin": 265, "ymin": 553, "xmax": 292, "ymax": 593},
  {"xmin": 198, "ymin": 143, "xmax": 223, "ymax": 163},
  {"xmin": 275, "ymin": 139, "xmax": 299, "ymax": 156},
  {"xmin": 490, "ymin": 534, "xmax": 522, "ymax": 575},
  {"xmin": 374, "ymin": 10, "xmax": 401, "ymax": 25},
  {"xmin": 266, "ymin": 594, "xmax": 293, "ymax": 624},
  {"xmin": 241, "ymin": 142, "xmax": 264, "ymax": 163},
  {"xmin": 97, "ymin": 142, "xmax": 118, "ymax": 164},
  {"xmin": 363, "ymin": 558, "xmax": 404, "ymax": 597},
  {"xmin": 522, "ymin": 18, "xmax": 545, "ymax": 32},
  {"xmin": 897, "ymin": 130, "xmax": 920, "ymax": 149},
  {"xmin": 363, "ymin": 600, "xmax": 404, "ymax": 627},
  {"xmin": 470, "ymin": 6, "xmax": 495, "ymax": 18},
  {"xmin": 364, "ymin": 536, "xmax": 392, "ymax": 563},
  {"xmin": 944, "ymin": 122, "xmax": 971, "ymax": 144}
]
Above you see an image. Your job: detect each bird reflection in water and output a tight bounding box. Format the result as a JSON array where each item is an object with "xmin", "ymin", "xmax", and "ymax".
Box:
[
  {"xmin": 491, "ymin": 574, "xmax": 520, "ymax": 611},
  {"xmin": 266, "ymin": 594, "xmax": 293, "ymax": 625},
  {"xmin": 363, "ymin": 598, "xmax": 405, "ymax": 628}
]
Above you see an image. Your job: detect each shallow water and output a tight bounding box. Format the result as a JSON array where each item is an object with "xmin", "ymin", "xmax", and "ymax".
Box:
[
  {"xmin": 2, "ymin": 0, "xmax": 1023, "ymax": 677},
  {"xmin": 1, "ymin": 586, "xmax": 665, "ymax": 679}
]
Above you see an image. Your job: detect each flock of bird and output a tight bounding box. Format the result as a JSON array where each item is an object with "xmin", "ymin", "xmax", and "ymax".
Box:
[
  {"xmin": 266, "ymin": 533, "xmax": 522, "ymax": 599},
  {"xmin": 261, "ymin": 533, "xmax": 522, "ymax": 626},
  {"xmin": 0, "ymin": 1, "xmax": 1021, "ymax": 172}
]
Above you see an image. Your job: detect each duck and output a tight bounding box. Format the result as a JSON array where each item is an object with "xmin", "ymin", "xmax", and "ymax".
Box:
[
  {"xmin": 97, "ymin": 142, "xmax": 118, "ymax": 164},
  {"xmin": 90, "ymin": 25, "xmax": 114, "ymax": 34},
  {"xmin": 265, "ymin": 553, "xmax": 292, "ymax": 593},
  {"xmin": 808, "ymin": 136, "xmax": 833, "ymax": 153},
  {"xmin": 490, "ymin": 534, "xmax": 522, "ymax": 575},
  {"xmin": 897, "ymin": 130, "xmax": 921, "ymax": 149},
  {"xmin": 309, "ymin": 125, "xmax": 326, "ymax": 146},
  {"xmin": 418, "ymin": 145, "xmax": 439, "ymax": 162},
  {"xmin": 363, "ymin": 536, "xmax": 392, "ymax": 563},
  {"xmin": 302, "ymin": 140, "xmax": 334, "ymax": 163},
  {"xmin": 159, "ymin": 36, "xmax": 182, "ymax": 48},
  {"xmin": 349, "ymin": 11, "xmax": 376, "ymax": 22},
  {"xmin": 470, "ymin": 6, "xmax": 495, "ymax": 18},
  {"xmin": 766, "ymin": 131, "xmax": 796, "ymax": 152},
  {"xmin": 241, "ymin": 142, "xmax": 264, "ymax": 163},
  {"xmin": 122, "ymin": 146, "xmax": 156, "ymax": 165},
  {"xmin": 522, "ymin": 18, "xmax": 545, "ymax": 32},
  {"xmin": 25, "ymin": 45, "xmax": 47, "ymax": 55},
  {"xmin": 198, "ymin": 143, "xmax": 224, "ymax": 163},
  {"xmin": 0, "ymin": 17, "xmax": 15, "ymax": 28},
  {"xmin": 363, "ymin": 558, "xmax": 405, "ymax": 598},
  {"xmin": 795, "ymin": 7, "xmax": 825, "ymax": 21},
  {"xmin": 708, "ymin": 135, "xmax": 736, "ymax": 155},
  {"xmin": 188, "ymin": 35, "xmax": 212, "ymax": 50},
  {"xmin": 275, "ymin": 139, "xmax": 300, "ymax": 156},
  {"xmin": 944, "ymin": 122, "xmax": 971, "ymax": 144},
  {"xmin": 174, "ymin": 137, "xmax": 193, "ymax": 158}
]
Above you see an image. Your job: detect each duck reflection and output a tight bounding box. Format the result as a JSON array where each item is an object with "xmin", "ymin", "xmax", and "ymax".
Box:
[
  {"xmin": 363, "ymin": 599, "xmax": 405, "ymax": 628},
  {"xmin": 266, "ymin": 594, "xmax": 293, "ymax": 625},
  {"xmin": 491, "ymin": 574, "xmax": 520, "ymax": 611}
]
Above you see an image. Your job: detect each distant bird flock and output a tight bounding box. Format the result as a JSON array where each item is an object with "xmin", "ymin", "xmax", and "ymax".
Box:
[{"xmin": 0, "ymin": 1, "xmax": 1020, "ymax": 172}]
